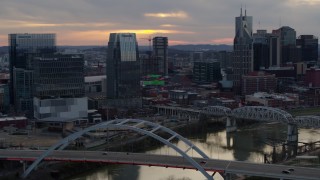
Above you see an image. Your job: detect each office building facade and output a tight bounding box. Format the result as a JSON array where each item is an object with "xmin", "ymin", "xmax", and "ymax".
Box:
[
  {"xmin": 9, "ymin": 33, "xmax": 56, "ymax": 114},
  {"xmin": 253, "ymin": 30, "xmax": 269, "ymax": 70},
  {"xmin": 153, "ymin": 37, "xmax": 168, "ymax": 76},
  {"xmin": 272, "ymin": 26, "xmax": 300, "ymax": 64},
  {"xmin": 106, "ymin": 33, "xmax": 141, "ymax": 108},
  {"xmin": 193, "ymin": 61, "xmax": 222, "ymax": 84},
  {"xmin": 233, "ymin": 8, "xmax": 253, "ymax": 92},
  {"xmin": 297, "ymin": 35, "xmax": 318, "ymax": 63},
  {"xmin": 33, "ymin": 54, "xmax": 87, "ymax": 121},
  {"xmin": 242, "ymin": 71, "xmax": 277, "ymax": 95}
]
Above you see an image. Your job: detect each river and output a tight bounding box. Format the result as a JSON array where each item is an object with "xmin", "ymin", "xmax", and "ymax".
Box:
[{"xmin": 69, "ymin": 122, "xmax": 320, "ymax": 180}]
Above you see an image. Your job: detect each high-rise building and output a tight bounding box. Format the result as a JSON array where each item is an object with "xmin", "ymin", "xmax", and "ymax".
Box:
[
  {"xmin": 272, "ymin": 26, "xmax": 299, "ymax": 64},
  {"xmin": 297, "ymin": 35, "xmax": 318, "ymax": 63},
  {"xmin": 193, "ymin": 60, "xmax": 222, "ymax": 84},
  {"xmin": 8, "ymin": 33, "xmax": 56, "ymax": 113},
  {"xmin": 253, "ymin": 30, "xmax": 269, "ymax": 70},
  {"xmin": 33, "ymin": 54, "xmax": 87, "ymax": 122},
  {"xmin": 268, "ymin": 34, "xmax": 281, "ymax": 67},
  {"xmin": 153, "ymin": 37, "xmax": 168, "ymax": 76},
  {"xmin": 140, "ymin": 51, "xmax": 160, "ymax": 76},
  {"xmin": 12, "ymin": 68, "xmax": 33, "ymax": 113},
  {"xmin": 106, "ymin": 33, "xmax": 141, "ymax": 108},
  {"xmin": 233, "ymin": 8, "xmax": 253, "ymax": 89}
]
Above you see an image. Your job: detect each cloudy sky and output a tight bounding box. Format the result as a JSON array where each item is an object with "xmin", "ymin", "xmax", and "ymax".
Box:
[{"xmin": 0, "ymin": 0, "xmax": 319, "ymax": 46}]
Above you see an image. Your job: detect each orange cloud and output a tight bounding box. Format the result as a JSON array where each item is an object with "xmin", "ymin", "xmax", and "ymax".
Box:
[
  {"xmin": 57, "ymin": 29, "xmax": 194, "ymax": 45},
  {"xmin": 160, "ymin": 24, "xmax": 177, "ymax": 27},
  {"xmin": 288, "ymin": 0, "xmax": 320, "ymax": 5},
  {"xmin": 211, "ymin": 38, "xmax": 233, "ymax": 44},
  {"xmin": 169, "ymin": 40, "xmax": 192, "ymax": 45},
  {"xmin": 144, "ymin": 11, "xmax": 188, "ymax": 18}
]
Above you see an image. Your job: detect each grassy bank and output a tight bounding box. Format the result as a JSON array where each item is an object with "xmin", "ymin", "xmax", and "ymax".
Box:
[{"xmin": 288, "ymin": 107, "xmax": 320, "ymax": 116}]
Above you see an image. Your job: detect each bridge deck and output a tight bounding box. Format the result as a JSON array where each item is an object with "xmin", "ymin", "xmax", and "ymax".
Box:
[{"xmin": 0, "ymin": 150, "xmax": 319, "ymax": 180}]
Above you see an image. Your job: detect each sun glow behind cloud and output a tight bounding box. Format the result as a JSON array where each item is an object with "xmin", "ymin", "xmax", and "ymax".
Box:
[
  {"xmin": 57, "ymin": 29, "xmax": 195, "ymax": 46},
  {"xmin": 144, "ymin": 11, "xmax": 188, "ymax": 18},
  {"xmin": 288, "ymin": 0, "xmax": 320, "ymax": 5},
  {"xmin": 211, "ymin": 38, "xmax": 233, "ymax": 44},
  {"xmin": 160, "ymin": 24, "xmax": 176, "ymax": 27}
]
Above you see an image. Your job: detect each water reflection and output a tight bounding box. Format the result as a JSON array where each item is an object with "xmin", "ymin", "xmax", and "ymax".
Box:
[{"xmin": 69, "ymin": 123, "xmax": 320, "ymax": 180}]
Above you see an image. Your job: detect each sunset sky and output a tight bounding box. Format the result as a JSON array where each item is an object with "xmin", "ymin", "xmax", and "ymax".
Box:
[{"xmin": 0, "ymin": 0, "xmax": 319, "ymax": 46}]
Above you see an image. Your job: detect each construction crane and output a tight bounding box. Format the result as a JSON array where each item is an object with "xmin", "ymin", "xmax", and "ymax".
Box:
[{"xmin": 140, "ymin": 35, "xmax": 152, "ymax": 52}]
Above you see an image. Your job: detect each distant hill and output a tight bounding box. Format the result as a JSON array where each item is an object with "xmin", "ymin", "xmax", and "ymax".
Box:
[
  {"xmin": 2, "ymin": 44, "xmax": 319, "ymax": 55},
  {"xmin": 169, "ymin": 44, "xmax": 233, "ymax": 51}
]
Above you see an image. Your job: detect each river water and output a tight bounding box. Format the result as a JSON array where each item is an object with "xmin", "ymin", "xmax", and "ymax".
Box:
[{"xmin": 69, "ymin": 122, "xmax": 320, "ymax": 180}]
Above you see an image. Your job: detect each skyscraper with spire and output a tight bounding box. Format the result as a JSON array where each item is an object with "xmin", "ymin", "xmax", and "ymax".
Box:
[{"xmin": 232, "ymin": 8, "xmax": 253, "ymax": 91}]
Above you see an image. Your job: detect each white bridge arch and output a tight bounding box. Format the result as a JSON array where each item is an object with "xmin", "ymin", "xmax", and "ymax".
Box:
[{"xmin": 21, "ymin": 119, "xmax": 213, "ymax": 179}]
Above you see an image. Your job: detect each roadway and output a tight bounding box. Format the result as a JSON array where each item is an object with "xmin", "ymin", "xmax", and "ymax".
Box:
[{"xmin": 0, "ymin": 150, "xmax": 319, "ymax": 180}]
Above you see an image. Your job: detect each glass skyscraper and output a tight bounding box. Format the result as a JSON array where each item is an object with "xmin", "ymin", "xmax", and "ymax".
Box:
[
  {"xmin": 272, "ymin": 26, "xmax": 299, "ymax": 64},
  {"xmin": 297, "ymin": 35, "xmax": 318, "ymax": 63},
  {"xmin": 106, "ymin": 33, "xmax": 141, "ymax": 108},
  {"xmin": 9, "ymin": 33, "xmax": 56, "ymax": 114}
]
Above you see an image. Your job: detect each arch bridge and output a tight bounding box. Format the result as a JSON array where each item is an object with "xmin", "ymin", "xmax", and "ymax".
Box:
[{"xmin": 21, "ymin": 119, "xmax": 214, "ymax": 180}]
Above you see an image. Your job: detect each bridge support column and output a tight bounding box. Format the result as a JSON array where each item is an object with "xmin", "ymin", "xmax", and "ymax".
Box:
[
  {"xmin": 287, "ymin": 124, "xmax": 298, "ymax": 143},
  {"xmin": 226, "ymin": 133, "xmax": 233, "ymax": 148},
  {"xmin": 20, "ymin": 160, "xmax": 27, "ymax": 172},
  {"xmin": 223, "ymin": 173, "xmax": 232, "ymax": 180},
  {"xmin": 287, "ymin": 123, "xmax": 298, "ymax": 156},
  {"xmin": 226, "ymin": 117, "xmax": 237, "ymax": 133}
]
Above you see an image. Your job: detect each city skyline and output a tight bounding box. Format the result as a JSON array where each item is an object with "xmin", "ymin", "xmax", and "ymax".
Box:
[{"xmin": 0, "ymin": 0, "xmax": 319, "ymax": 46}]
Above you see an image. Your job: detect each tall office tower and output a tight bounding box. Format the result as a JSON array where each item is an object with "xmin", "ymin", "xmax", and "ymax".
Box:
[
  {"xmin": 297, "ymin": 35, "xmax": 318, "ymax": 63},
  {"xmin": 153, "ymin": 37, "xmax": 168, "ymax": 76},
  {"xmin": 140, "ymin": 52, "xmax": 159, "ymax": 76},
  {"xmin": 9, "ymin": 33, "xmax": 56, "ymax": 114},
  {"xmin": 272, "ymin": 26, "xmax": 299, "ymax": 64},
  {"xmin": 33, "ymin": 54, "xmax": 87, "ymax": 122},
  {"xmin": 193, "ymin": 60, "xmax": 222, "ymax": 84},
  {"xmin": 232, "ymin": 8, "xmax": 253, "ymax": 90},
  {"xmin": 253, "ymin": 30, "xmax": 269, "ymax": 70},
  {"xmin": 106, "ymin": 33, "xmax": 141, "ymax": 108},
  {"xmin": 268, "ymin": 34, "xmax": 281, "ymax": 67}
]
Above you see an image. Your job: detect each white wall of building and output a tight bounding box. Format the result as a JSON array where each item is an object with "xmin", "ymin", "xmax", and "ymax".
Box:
[{"xmin": 34, "ymin": 97, "xmax": 88, "ymax": 121}]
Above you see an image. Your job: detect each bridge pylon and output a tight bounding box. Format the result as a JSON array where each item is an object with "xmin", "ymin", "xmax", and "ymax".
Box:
[
  {"xmin": 287, "ymin": 123, "xmax": 298, "ymax": 143},
  {"xmin": 226, "ymin": 117, "xmax": 237, "ymax": 133}
]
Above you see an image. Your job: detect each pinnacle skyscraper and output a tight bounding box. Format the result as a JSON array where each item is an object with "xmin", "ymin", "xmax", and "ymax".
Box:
[
  {"xmin": 232, "ymin": 8, "xmax": 253, "ymax": 90},
  {"xmin": 106, "ymin": 33, "xmax": 141, "ymax": 108}
]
